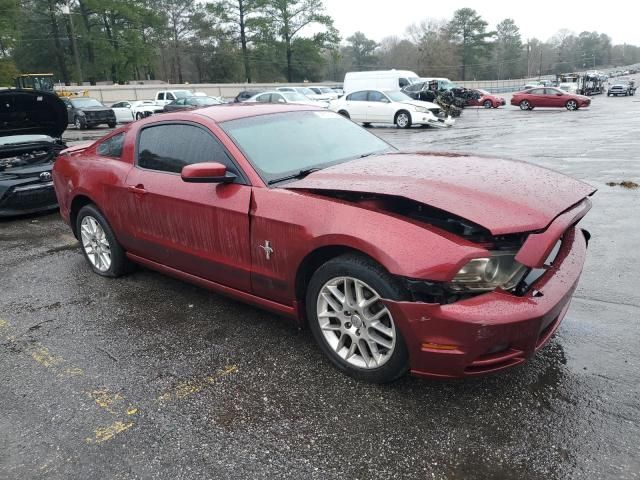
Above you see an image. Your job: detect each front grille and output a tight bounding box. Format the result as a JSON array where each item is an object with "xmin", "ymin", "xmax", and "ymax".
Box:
[{"xmin": 0, "ymin": 184, "xmax": 57, "ymax": 210}]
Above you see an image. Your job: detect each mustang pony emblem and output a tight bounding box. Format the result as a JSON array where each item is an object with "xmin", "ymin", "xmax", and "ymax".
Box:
[{"xmin": 259, "ymin": 240, "xmax": 274, "ymax": 260}]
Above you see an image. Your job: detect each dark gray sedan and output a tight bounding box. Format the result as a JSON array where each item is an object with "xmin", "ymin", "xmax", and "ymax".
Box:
[{"xmin": 163, "ymin": 96, "xmax": 223, "ymax": 112}]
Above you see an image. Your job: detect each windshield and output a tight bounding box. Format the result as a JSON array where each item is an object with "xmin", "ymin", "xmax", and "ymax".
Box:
[
  {"xmin": 282, "ymin": 92, "xmax": 308, "ymax": 102},
  {"xmin": 174, "ymin": 90, "xmax": 192, "ymax": 99},
  {"xmin": 70, "ymin": 98, "xmax": 104, "ymax": 108},
  {"xmin": 299, "ymin": 88, "xmax": 315, "ymax": 96},
  {"xmin": 193, "ymin": 97, "xmax": 220, "ymax": 105},
  {"xmin": 408, "ymin": 77, "xmax": 420, "ymax": 85},
  {"xmin": 384, "ymin": 91, "xmax": 413, "ymax": 102},
  {"xmin": 319, "ymin": 87, "xmax": 333, "ymax": 93},
  {"xmin": 220, "ymin": 110, "xmax": 394, "ymax": 185}
]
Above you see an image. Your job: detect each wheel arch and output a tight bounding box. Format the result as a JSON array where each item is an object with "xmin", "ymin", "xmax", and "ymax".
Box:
[
  {"xmin": 69, "ymin": 194, "xmax": 98, "ymax": 238},
  {"xmin": 294, "ymin": 245, "xmax": 389, "ymax": 324}
]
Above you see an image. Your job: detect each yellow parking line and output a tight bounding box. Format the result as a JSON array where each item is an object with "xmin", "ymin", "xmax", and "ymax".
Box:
[
  {"xmin": 86, "ymin": 421, "xmax": 134, "ymax": 444},
  {"xmin": 157, "ymin": 365, "xmax": 238, "ymax": 403}
]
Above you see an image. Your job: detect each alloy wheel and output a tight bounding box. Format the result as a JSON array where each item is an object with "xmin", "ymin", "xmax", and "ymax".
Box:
[
  {"xmin": 316, "ymin": 276, "xmax": 396, "ymax": 369},
  {"xmin": 75, "ymin": 117, "xmax": 83, "ymax": 129},
  {"xmin": 396, "ymin": 113, "xmax": 410, "ymax": 128},
  {"xmin": 519, "ymin": 100, "xmax": 530, "ymax": 110},
  {"xmin": 80, "ymin": 216, "xmax": 112, "ymax": 272},
  {"xmin": 483, "ymin": 100, "xmax": 492, "ymax": 108},
  {"xmin": 566, "ymin": 100, "xmax": 578, "ymax": 110}
]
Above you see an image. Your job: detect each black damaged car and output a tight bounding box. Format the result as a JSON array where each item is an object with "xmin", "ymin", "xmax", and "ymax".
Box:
[
  {"xmin": 61, "ymin": 97, "xmax": 116, "ymax": 129},
  {"xmin": 0, "ymin": 89, "xmax": 67, "ymax": 217}
]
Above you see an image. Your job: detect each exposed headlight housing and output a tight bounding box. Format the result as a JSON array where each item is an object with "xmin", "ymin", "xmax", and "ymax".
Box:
[{"xmin": 448, "ymin": 251, "xmax": 527, "ymax": 292}]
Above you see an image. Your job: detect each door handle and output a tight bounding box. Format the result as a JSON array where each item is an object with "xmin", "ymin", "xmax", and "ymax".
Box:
[{"xmin": 128, "ymin": 184, "xmax": 147, "ymax": 195}]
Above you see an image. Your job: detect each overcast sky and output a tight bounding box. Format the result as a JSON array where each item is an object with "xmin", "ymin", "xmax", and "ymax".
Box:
[{"xmin": 321, "ymin": 0, "xmax": 640, "ymax": 46}]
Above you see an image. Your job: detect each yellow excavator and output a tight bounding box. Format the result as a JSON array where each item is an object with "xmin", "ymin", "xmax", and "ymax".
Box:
[{"xmin": 14, "ymin": 73, "xmax": 88, "ymax": 97}]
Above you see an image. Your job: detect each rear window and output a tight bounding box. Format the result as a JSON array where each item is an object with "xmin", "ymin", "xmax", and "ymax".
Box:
[{"xmin": 96, "ymin": 133, "xmax": 125, "ymax": 159}]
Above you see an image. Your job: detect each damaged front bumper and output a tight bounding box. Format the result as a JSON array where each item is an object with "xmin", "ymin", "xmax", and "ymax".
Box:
[{"xmin": 384, "ymin": 226, "xmax": 588, "ymax": 378}]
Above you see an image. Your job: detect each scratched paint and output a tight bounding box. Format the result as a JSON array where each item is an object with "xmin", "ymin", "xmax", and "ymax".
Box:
[
  {"xmin": 157, "ymin": 365, "xmax": 238, "ymax": 403},
  {"xmin": 86, "ymin": 421, "xmax": 134, "ymax": 444}
]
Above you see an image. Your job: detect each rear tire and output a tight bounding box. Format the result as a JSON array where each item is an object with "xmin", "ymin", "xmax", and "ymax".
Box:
[
  {"xmin": 519, "ymin": 100, "xmax": 531, "ymax": 111},
  {"xmin": 306, "ymin": 253, "xmax": 410, "ymax": 383},
  {"xmin": 135, "ymin": 112, "xmax": 144, "ymax": 120},
  {"xmin": 108, "ymin": 122, "xmax": 116, "ymax": 128},
  {"xmin": 362, "ymin": 122, "xmax": 372, "ymax": 127},
  {"xmin": 74, "ymin": 116, "xmax": 86, "ymax": 129},
  {"xmin": 76, "ymin": 204, "xmax": 131, "ymax": 278}
]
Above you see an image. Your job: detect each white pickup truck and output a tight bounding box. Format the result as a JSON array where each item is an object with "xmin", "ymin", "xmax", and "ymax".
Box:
[{"xmin": 154, "ymin": 90, "xmax": 194, "ymax": 105}]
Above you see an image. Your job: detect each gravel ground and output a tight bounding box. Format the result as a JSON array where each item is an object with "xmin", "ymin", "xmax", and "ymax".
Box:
[{"xmin": 1, "ymin": 84, "xmax": 639, "ymax": 479}]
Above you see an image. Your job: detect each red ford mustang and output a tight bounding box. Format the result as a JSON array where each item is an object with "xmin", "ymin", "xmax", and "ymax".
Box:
[
  {"xmin": 53, "ymin": 104, "xmax": 595, "ymax": 382},
  {"xmin": 511, "ymin": 87, "xmax": 591, "ymax": 110}
]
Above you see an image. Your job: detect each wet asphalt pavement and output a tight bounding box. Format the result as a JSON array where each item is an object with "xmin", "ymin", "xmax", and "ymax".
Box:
[{"xmin": 1, "ymin": 86, "xmax": 639, "ymax": 479}]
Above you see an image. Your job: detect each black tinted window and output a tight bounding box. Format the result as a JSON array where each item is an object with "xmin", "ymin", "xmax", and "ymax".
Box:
[
  {"xmin": 346, "ymin": 91, "xmax": 367, "ymax": 101},
  {"xmin": 97, "ymin": 133, "xmax": 125, "ymax": 158},
  {"xmin": 137, "ymin": 124, "xmax": 236, "ymax": 175},
  {"xmin": 368, "ymin": 91, "xmax": 387, "ymax": 102}
]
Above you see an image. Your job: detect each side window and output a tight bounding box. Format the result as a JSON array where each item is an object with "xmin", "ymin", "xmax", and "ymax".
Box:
[
  {"xmin": 367, "ymin": 91, "xmax": 387, "ymax": 102},
  {"xmin": 96, "ymin": 133, "xmax": 125, "ymax": 159},
  {"xmin": 137, "ymin": 124, "xmax": 239, "ymax": 176},
  {"xmin": 398, "ymin": 78, "xmax": 409, "ymax": 88},
  {"xmin": 112, "ymin": 102, "xmax": 122, "ymax": 108},
  {"xmin": 157, "ymin": 93, "xmax": 164, "ymax": 100},
  {"xmin": 256, "ymin": 94, "xmax": 269, "ymax": 103},
  {"xmin": 545, "ymin": 88, "xmax": 559, "ymax": 95},
  {"xmin": 176, "ymin": 98, "xmax": 186, "ymax": 105},
  {"xmin": 273, "ymin": 94, "xmax": 286, "ymax": 103},
  {"xmin": 167, "ymin": 93, "xmax": 176, "ymax": 100},
  {"xmin": 346, "ymin": 91, "xmax": 367, "ymax": 101},
  {"xmin": 530, "ymin": 88, "xmax": 544, "ymax": 95}
]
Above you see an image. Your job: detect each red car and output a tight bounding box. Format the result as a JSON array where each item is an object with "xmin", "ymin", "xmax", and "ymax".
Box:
[
  {"xmin": 511, "ymin": 87, "xmax": 591, "ymax": 110},
  {"xmin": 466, "ymin": 89, "xmax": 506, "ymax": 108},
  {"xmin": 53, "ymin": 104, "xmax": 595, "ymax": 382}
]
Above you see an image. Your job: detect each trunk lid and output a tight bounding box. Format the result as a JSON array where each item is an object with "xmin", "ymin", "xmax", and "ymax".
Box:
[{"xmin": 285, "ymin": 152, "xmax": 596, "ymax": 235}]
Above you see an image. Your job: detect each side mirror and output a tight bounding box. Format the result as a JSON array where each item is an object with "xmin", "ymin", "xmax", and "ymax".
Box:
[{"xmin": 181, "ymin": 162, "xmax": 236, "ymax": 183}]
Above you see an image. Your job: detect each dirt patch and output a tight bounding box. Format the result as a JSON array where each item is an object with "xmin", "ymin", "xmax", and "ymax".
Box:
[{"xmin": 606, "ymin": 181, "xmax": 639, "ymax": 189}]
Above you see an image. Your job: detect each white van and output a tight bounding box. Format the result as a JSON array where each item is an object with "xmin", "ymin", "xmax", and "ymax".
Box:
[{"xmin": 343, "ymin": 70, "xmax": 420, "ymax": 94}]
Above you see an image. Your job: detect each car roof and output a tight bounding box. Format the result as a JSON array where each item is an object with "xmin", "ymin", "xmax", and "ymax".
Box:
[{"xmin": 193, "ymin": 103, "xmax": 321, "ymax": 123}]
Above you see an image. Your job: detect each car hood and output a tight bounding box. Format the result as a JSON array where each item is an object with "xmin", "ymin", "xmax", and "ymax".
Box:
[
  {"xmin": 397, "ymin": 99, "xmax": 440, "ymax": 110},
  {"xmin": 0, "ymin": 89, "xmax": 67, "ymax": 138},
  {"xmin": 78, "ymin": 106, "xmax": 113, "ymax": 112},
  {"xmin": 285, "ymin": 152, "xmax": 596, "ymax": 235}
]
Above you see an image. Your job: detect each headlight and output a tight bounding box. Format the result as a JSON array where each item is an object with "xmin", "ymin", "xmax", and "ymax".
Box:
[
  {"xmin": 448, "ymin": 251, "xmax": 527, "ymax": 292},
  {"xmin": 414, "ymin": 106, "xmax": 428, "ymax": 113}
]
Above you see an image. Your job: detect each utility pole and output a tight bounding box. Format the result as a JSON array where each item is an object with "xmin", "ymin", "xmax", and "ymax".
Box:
[
  {"xmin": 526, "ymin": 39, "xmax": 531, "ymax": 78},
  {"xmin": 538, "ymin": 49, "xmax": 542, "ymax": 79},
  {"xmin": 63, "ymin": 2, "xmax": 83, "ymax": 85}
]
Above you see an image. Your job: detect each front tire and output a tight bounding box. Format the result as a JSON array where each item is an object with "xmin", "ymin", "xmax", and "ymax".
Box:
[
  {"xmin": 483, "ymin": 100, "xmax": 493, "ymax": 108},
  {"xmin": 395, "ymin": 110, "xmax": 412, "ymax": 129},
  {"xmin": 76, "ymin": 204, "xmax": 131, "ymax": 277},
  {"xmin": 565, "ymin": 99, "xmax": 578, "ymax": 110},
  {"xmin": 306, "ymin": 254, "xmax": 409, "ymax": 383},
  {"xmin": 108, "ymin": 122, "xmax": 116, "ymax": 128},
  {"xmin": 337, "ymin": 110, "xmax": 350, "ymax": 119},
  {"xmin": 136, "ymin": 112, "xmax": 144, "ymax": 120}
]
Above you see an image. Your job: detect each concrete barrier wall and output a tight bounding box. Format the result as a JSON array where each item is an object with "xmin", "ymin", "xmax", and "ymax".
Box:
[{"xmin": 1, "ymin": 77, "xmax": 558, "ymax": 103}]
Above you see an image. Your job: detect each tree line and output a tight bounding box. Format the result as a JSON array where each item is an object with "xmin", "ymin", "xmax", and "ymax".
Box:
[{"xmin": 0, "ymin": 1, "xmax": 638, "ymax": 86}]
